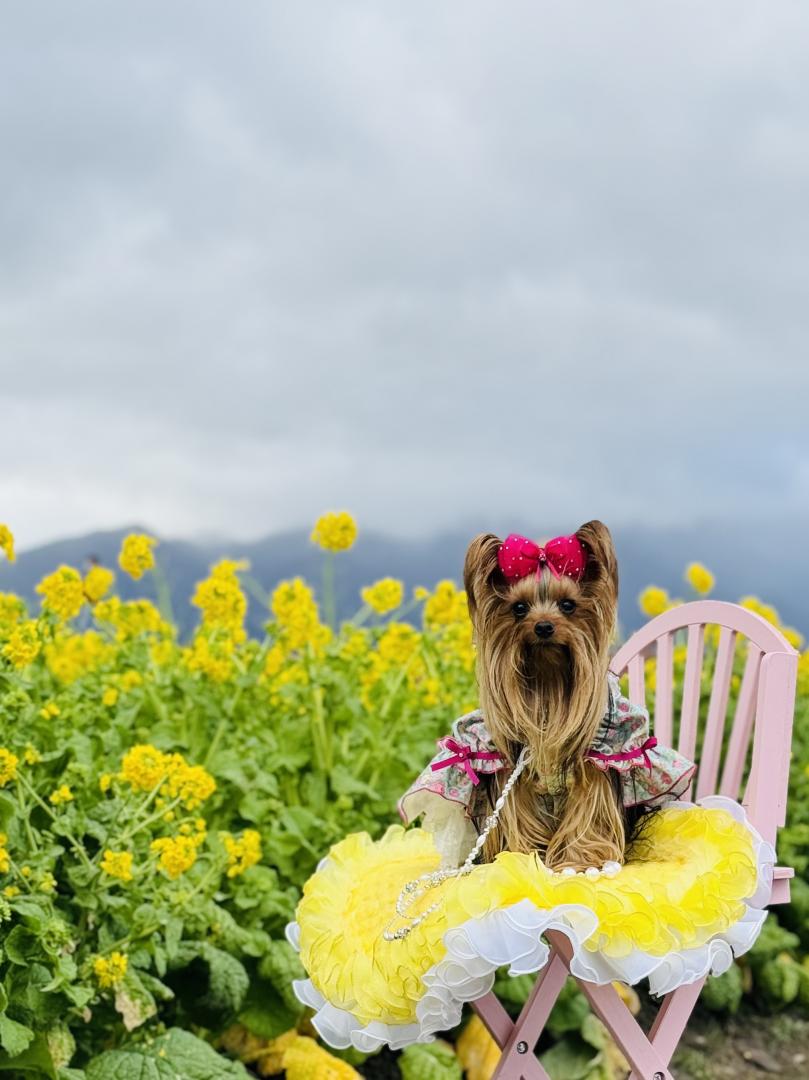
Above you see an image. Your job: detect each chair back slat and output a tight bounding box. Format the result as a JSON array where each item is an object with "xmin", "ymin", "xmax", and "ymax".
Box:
[
  {"xmin": 678, "ymin": 623, "xmax": 705, "ymax": 763},
  {"xmin": 695, "ymin": 627, "xmax": 737, "ymax": 799},
  {"xmin": 744, "ymin": 651, "xmax": 798, "ymax": 842},
  {"xmin": 627, "ymin": 654, "xmax": 646, "ymax": 709},
  {"xmin": 610, "ymin": 601, "xmax": 797, "ymax": 852},
  {"xmin": 653, "ymin": 631, "xmax": 674, "ymax": 746},
  {"xmin": 719, "ymin": 644, "xmax": 762, "ymax": 798}
]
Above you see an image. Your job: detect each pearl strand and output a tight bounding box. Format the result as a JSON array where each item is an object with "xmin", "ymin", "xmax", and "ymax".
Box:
[{"xmin": 383, "ymin": 747, "xmax": 530, "ymax": 942}]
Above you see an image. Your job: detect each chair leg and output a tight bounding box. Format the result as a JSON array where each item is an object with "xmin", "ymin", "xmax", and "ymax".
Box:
[
  {"xmin": 491, "ymin": 951, "xmax": 569, "ymax": 1080},
  {"xmin": 626, "ymin": 977, "xmax": 706, "ymax": 1079},
  {"xmin": 472, "ymin": 990, "xmax": 515, "ymax": 1048},
  {"xmin": 545, "ymin": 932, "xmax": 674, "ymax": 1080}
]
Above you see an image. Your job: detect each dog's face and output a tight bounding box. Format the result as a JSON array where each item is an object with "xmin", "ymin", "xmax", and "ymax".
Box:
[{"xmin": 463, "ymin": 521, "xmax": 618, "ymax": 697}]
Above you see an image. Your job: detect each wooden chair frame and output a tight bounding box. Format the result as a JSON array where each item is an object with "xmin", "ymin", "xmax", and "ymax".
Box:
[{"xmin": 470, "ymin": 601, "xmax": 798, "ymax": 1079}]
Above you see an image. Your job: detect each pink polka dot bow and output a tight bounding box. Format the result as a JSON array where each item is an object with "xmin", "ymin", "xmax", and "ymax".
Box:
[{"xmin": 497, "ymin": 533, "xmax": 587, "ymax": 584}]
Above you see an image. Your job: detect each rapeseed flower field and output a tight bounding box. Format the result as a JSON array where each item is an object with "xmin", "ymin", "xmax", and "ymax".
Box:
[{"xmin": 0, "ymin": 517, "xmax": 807, "ymax": 1078}]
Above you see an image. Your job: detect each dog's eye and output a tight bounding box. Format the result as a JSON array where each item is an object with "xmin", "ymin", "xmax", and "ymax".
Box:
[
  {"xmin": 558, "ymin": 599, "xmax": 577, "ymax": 615},
  {"xmin": 511, "ymin": 601, "xmax": 529, "ymax": 619}
]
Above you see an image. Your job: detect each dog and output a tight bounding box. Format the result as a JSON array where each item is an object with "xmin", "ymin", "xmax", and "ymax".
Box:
[{"xmin": 462, "ymin": 521, "xmax": 639, "ymax": 871}]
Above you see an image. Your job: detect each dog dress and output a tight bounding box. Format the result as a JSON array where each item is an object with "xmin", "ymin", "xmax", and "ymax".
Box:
[{"xmin": 288, "ymin": 673, "xmax": 774, "ymax": 1051}]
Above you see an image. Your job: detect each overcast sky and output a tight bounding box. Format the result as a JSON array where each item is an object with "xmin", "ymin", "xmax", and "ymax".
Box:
[{"xmin": 1, "ymin": 2, "xmax": 807, "ymax": 550}]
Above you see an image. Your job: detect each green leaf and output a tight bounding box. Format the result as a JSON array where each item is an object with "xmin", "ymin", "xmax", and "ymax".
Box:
[
  {"xmin": 257, "ymin": 939, "xmax": 306, "ymax": 1014},
  {"xmin": 0, "ymin": 1015, "xmax": 34, "ymax": 1057},
  {"xmin": 330, "ymin": 764, "xmax": 381, "ymax": 799},
  {"xmin": 399, "ymin": 1040, "xmax": 462, "ymax": 1080},
  {"xmin": 84, "ymin": 1028, "xmax": 248, "ymax": 1079},
  {"xmin": 546, "ymin": 980, "xmax": 590, "ymax": 1037},
  {"xmin": 4, "ymin": 926, "xmax": 40, "ymax": 966},
  {"xmin": 539, "ymin": 1035, "xmax": 601, "ymax": 1080},
  {"xmin": 167, "ymin": 944, "xmax": 249, "ymax": 1027},
  {"xmin": 0, "ymin": 793, "xmax": 16, "ymax": 829},
  {"xmin": 0, "ymin": 1033, "xmax": 56, "ymax": 1077},
  {"xmin": 237, "ymin": 977, "xmax": 300, "ymax": 1040}
]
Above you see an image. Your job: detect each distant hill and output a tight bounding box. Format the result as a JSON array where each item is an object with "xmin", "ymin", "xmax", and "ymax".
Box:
[{"xmin": 1, "ymin": 517, "xmax": 806, "ymax": 641}]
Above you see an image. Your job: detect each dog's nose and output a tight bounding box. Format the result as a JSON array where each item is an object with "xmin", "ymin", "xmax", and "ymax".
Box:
[{"xmin": 534, "ymin": 621, "xmax": 555, "ymax": 639}]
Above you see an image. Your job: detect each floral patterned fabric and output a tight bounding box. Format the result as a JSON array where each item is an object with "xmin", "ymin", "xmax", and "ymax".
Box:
[{"xmin": 398, "ymin": 672, "xmax": 696, "ymax": 825}]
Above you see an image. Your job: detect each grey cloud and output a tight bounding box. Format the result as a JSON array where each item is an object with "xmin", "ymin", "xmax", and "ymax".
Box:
[{"xmin": 1, "ymin": 0, "xmax": 807, "ymax": 547}]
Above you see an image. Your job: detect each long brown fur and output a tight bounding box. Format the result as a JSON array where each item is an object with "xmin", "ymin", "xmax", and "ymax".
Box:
[{"xmin": 463, "ymin": 521, "xmax": 627, "ymax": 871}]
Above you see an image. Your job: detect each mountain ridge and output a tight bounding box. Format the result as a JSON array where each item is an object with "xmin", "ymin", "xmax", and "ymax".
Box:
[{"xmin": 2, "ymin": 517, "xmax": 805, "ymax": 641}]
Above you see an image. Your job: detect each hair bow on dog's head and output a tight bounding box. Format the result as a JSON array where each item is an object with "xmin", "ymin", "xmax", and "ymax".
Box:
[{"xmin": 497, "ymin": 533, "xmax": 587, "ymax": 584}]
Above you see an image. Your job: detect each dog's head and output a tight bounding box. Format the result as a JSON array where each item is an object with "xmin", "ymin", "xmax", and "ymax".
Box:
[{"xmin": 463, "ymin": 522, "xmax": 618, "ymax": 767}]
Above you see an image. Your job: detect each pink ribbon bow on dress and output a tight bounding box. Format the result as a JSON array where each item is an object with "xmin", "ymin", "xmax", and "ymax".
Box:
[
  {"xmin": 430, "ymin": 739, "xmax": 503, "ymax": 785},
  {"xmin": 586, "ymin": 736, "xmax": 659, "ymax": 772},
  {"xmin": 497, "ymin": 533, "xmax": 587, "ymax": 584}
]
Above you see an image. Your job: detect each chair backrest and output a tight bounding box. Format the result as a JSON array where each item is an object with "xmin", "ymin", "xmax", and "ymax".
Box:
[{"xmin": 611, "ymin": 600, "xmax": 798, "ymax": 847}]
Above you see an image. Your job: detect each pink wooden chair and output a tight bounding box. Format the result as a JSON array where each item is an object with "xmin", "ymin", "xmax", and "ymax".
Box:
[{"xmin": 471, "ymin": 600, "xmax": 798, "ymax": 1080}]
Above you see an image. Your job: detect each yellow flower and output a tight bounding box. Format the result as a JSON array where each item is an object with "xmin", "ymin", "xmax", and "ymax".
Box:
[
  {"xmin": 310, "ymin": 511, "xmax": 358, "ymax": 552},
  {"xmin": 782, "ymin": 627, "xmax": 804, "ymax": 650},
  {"xmin": 120, "ymin": 744, "xmax": 168, "ymax": 792},
  {"xmin": 270, "ymin": 577, "xmax": 328, "ymax": 652},
  {"xmin": 0, "ymin": 834, "xmax": 9, "ymax": 874},
  {"xmin": 183, "ymin": 632, "xmax": 235, "ymax": 682},
  {"xmin": 0, "ymin": 749, "xmax": 18, "ymax": 787},
  {"xmin": 339, "ymin": 629, "xmax": 369, "ymax": 661},
  {"xmin": 638, "ymin": 586, "xmax": 670, "ymax": 618},
  {"xmin": 163, "ymin": 755, "xmax": 216, "ymax": 810},
  {"xmin": 23, "ymin": 745, "xmax": 41, "ymax": 765},
  {"xmin": 377, "ymin": 623, "xmax": 420, "ymax": 666},
  {"xmin": 3, "ymin": 886, "xmax": 19, "ymax": 898},
  {"xmin": 118, "ymin": 533, "xmax": 157, "ymax": 580},
  {"xmin": 100, "ymin": 850, "xmax": 134, "ymax": 882},
  {"xmin": 93, "ymin": 951, "xmax": 128, "ymax": 989},
  {"xmin": 2, "ymin": 621, "xmax": 41, "ymax": 668},
  {"xmin": 0, "ymin": 593, "xmax": 26, "ymax": 628},
  {"xmin": 39, "ymin": 701, "xmax": 60, "ymax": 719},
  {"xmin": 457, "ymin": 1015, "xmax": 501, "ymax": 1080},
  {"xmin": 150, "ymin": 639, "xmax": 174, "ymax": 666},
  {"xmin": 685, "ymin": 562, "xmax": 715, "ymax": 596},
  {"xmin": 423, "ymin": 580, "xmax": 468, "ymax": 628},
  {"xmin": 95, "ymin": 597, "xmax": 168, "ymax": 641},
  {"xmin": 99, "ymin": 773, "xmax": 113, "ymax": 793},
  {"xmin": 261, "ymin": 643, "xmax": 286, "ymax": 680},
  {"xmin": 102, "ymin": 687, "xmax": 119, "ymax": 708},
  {"xmin": 221, "ymin": 828, "xmax": 262, "ymax": 878},
  {"xmin": 361, "ymin": 578, "xmax": 404, "ymax": 615},
  {"xmin": 45, "ymin": 631, "xmax": 113, "ymax": 684},
  {"xmin": 83, "ymin": 565, "xmax": 115, "ymax": 603},
  {"xmin": 151, "ymin": 835, "xmax": 198, "ymax": 879},
  {"xmin": 413, "ymin": 585, "xmax": 430, "ymax": 601},
  {"xmin": 192, "ymin": 560, "xmax": 248, "ymax": 639},
  {"xmin": 0, "ymin": 525, "xmax": 14, "ymax": 563},
  {"xmin": 36, "ymin": 566, "xmax": 85, "ymax": 621},
  {"xmin": 49, "ymin": 784, "xmax": 74, "ymax": 806},
  {"xmin": 39, "ymin": 871, "xmax": 56, "ymax": 894},
  {"xmin": 119, "ymin": 670, "xmax": 143, "ymax": 691},
  {"xmin": 283, "ymin": 1036, "xmax": 360, "ymax": 1080}
]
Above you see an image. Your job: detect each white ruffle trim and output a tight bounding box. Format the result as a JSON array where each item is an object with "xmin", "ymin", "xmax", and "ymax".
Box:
[{"xmin": 287, "ymin": 796, "xmax": 775, "ymax": 1051}]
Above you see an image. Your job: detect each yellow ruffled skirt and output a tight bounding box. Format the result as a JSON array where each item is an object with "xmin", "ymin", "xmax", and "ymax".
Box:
[{"xmin": 288, "ymin": 798, "xmax": 773, "ymax": 1051}]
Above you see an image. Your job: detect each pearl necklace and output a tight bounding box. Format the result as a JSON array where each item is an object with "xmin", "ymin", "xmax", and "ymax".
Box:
[{"xmin": 382, "ymin": 746, "xmax": 530, "ymax": 941}]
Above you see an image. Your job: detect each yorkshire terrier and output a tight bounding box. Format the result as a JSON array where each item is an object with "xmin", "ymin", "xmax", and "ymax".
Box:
[{"xmin": 463, "ymin": 520, "xmax": 635, "ymax": 871}]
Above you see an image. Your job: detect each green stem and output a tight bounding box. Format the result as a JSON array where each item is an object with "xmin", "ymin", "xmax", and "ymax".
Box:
[
  {"xmin": 150, "ymin": 557, "xmax": 175, "ymax": 625},
  {"xmin": 322, "ymin": 552, "xmax": 336, "ymax": 630},
  {"xmin": 16, "ymin": 774, "xmax": 94, "ymax": 872}
]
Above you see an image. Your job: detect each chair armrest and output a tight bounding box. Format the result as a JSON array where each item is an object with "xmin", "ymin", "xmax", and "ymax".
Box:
[{"xmin": 770, "ymin": 865, "xmax": 794, "ymax": 906}]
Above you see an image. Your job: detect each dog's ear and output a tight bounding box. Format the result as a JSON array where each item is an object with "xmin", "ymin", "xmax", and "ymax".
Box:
[
  {"xmin": 575, "ymin": 520, "xmax": 618, "ymax": 598},
  {"xmin": 463, "ymin": 533, "xmax": 503, "ymax": 623}
]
